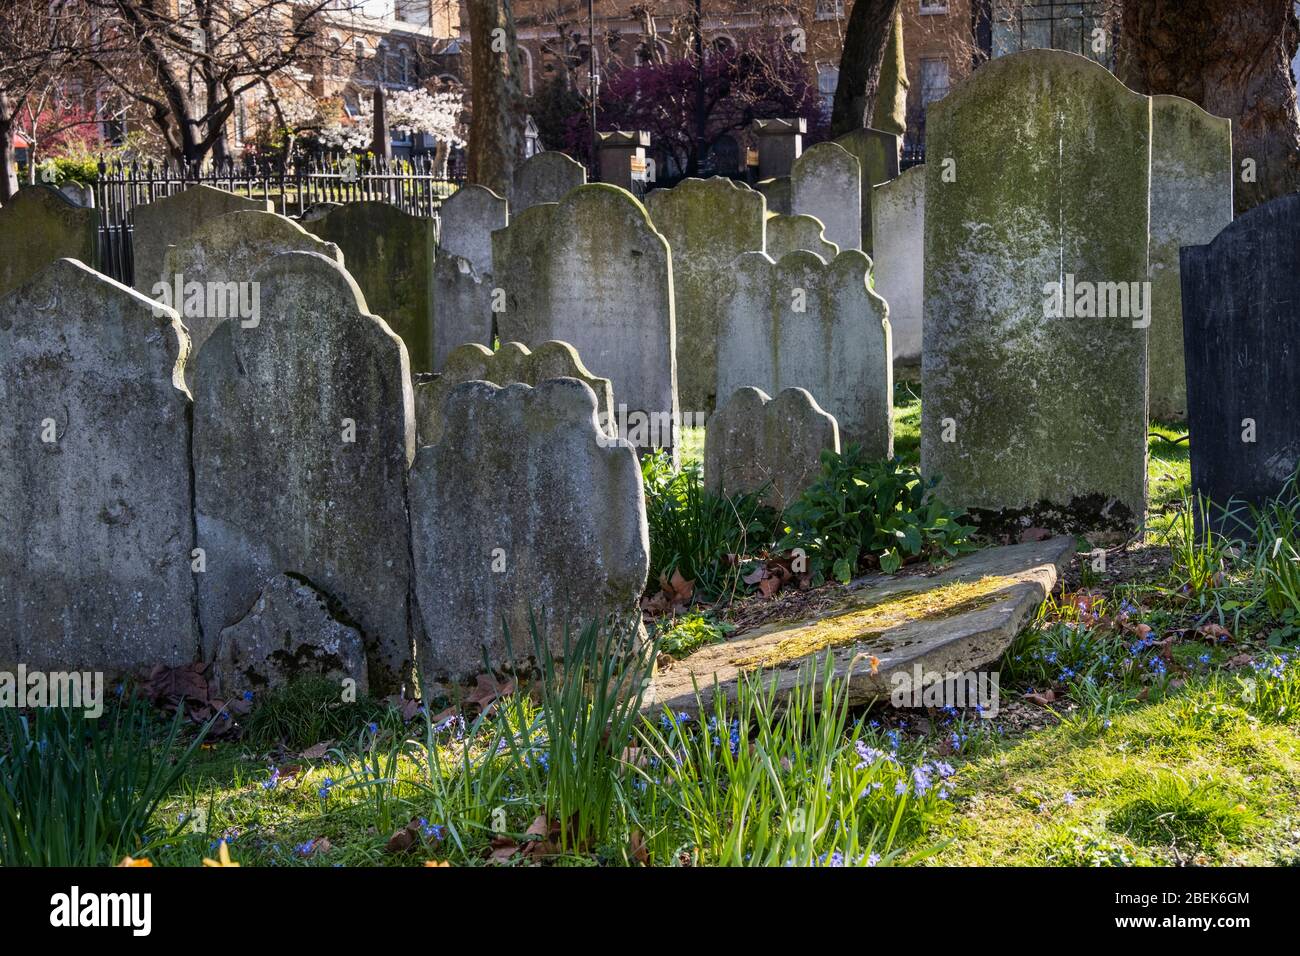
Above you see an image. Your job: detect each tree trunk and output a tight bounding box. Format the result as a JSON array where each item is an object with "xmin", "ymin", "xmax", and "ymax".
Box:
[
  {"xmin": 831, "ymin": 0, "xmax": 902, "ymax": 138},
  {"xmin": 0, "ymin": 94, "xmax": 17, "ymax": 203},
  {"xmin": 1118, "ymin": 0, "xmax": 1300, "ymax": 214},
  {"xmin": 871, "ymin": 8, "xmax": 909, "ymax": 138},
  {"xmin": 466, "ymin": 0, "xmax": 524, "ymax": 195}
]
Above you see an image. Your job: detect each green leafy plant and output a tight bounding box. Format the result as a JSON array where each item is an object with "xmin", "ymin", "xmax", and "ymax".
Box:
[
  {"xmin": 641, "ymin": 451, "xmax": 779, "ymax": 599},
  {"xmin": 0, "ymin": 696, "xmax": 210, "ymax": 866},
  {"xmin": 656, "ymin": 611, "xmax": 735, "ymax": 658},
  {"xmin": 779, "ymin": 447, "xmax": 975, "ymax": 583}
]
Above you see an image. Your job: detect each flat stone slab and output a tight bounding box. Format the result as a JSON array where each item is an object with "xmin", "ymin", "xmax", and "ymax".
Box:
[{"xmin": 642, "ymin": 536, "xmax": 1074, "ymax": 714}]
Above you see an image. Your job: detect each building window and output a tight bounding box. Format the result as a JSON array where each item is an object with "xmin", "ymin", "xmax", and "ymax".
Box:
[
  {"xmin": 919, "ymin": 57, "xmax": 949, "ymax": 108},
  {"xmin": 815, "ymin": 0, "xmax": 845, "ymax": 20},
  {"xmin": 710, "ymin": 35, "xmax": 736, "ymax": 58},
  {"xmin": 817, "ymin": 64, "xmax": 839, "ymax": 122},
  {"xmin": 992, "ymin": 1, "xmax": 1111, "ymax": 67},
  {"xmin": 398, "ymin": 46, "xmax": 411, "ymax": 85}
]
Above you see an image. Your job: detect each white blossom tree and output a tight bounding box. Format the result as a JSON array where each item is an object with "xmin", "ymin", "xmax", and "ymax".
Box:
[{"xmin": 316, "ymin": 87, "xmax": 465, "ymax": 174}]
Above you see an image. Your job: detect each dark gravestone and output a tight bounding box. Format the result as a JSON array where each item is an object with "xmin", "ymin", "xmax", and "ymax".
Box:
[{"xmin": 1180, "ymin": 192, "xmax": 1300, "ymax": 523}]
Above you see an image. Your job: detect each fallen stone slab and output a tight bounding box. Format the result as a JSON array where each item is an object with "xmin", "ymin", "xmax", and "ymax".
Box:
[{"xmin": 642, "ymin": 536, "xmax": 1074, "ymax": 715}]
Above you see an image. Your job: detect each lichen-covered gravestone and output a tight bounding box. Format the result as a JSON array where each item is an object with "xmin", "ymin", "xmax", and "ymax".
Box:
[
  {"xmin": 431, "ymin": 250, "xmax": 495, "ymax": 370},
  {"xmin": 791, "ymin": 143, "xmax": 862, "ymax": 253},
  {"xmin": 872, "ymin": 165, "xmax": 925, "ymax": 374},
  {"xmin": 161, "ymin": 211, "xmax": 343, "ymax": 385},
  {"xmin": 301, "ymin": 201, "xmax": 438, "ymax": 373},
  {"xmin": 416, "ymin": 340, "xmax": 616, "ymax": 446},
  {"xmin": 0, "ymin": 258, "xmax": 197, "ymax": 673},
  {"xmin": 1180, "ymin": 193, "xmax": 1300, "ymax": 523},
  {"xmin": 834, "ymin": 127, "xmax": 901, "ymax": 255},
  {"xmin": 193, "ymin": 251, "xmax": 415, "ymax": 693},
  {"xmin": 717, "ymin": 250, "xmax": 891, "ymax": 456},
  {"xmin": 510, "ymin": 151, "xmax": 587, "ymax": 212},
  {"xmin": 438, "ymin": 184, "xmax": 507, "ymax": 279},
  {"xmin": 647, "ymin": 177, "xmax": 766, "ymax": 415},
  {"xmin": 493, "ymin": 185, "xmax": 678, "ymax": 454},
  {"xmin": 132, "ymin": 184, "xmax": 271, "ymax": 294},
  {"xmin": 1149, "ymin": 95, "xmax": 1233, "ymax": 422},
  {"xmin": 756, "ymin": 177, "xmax": 792, "ymax": 216},
  {"xmin": 705, "ymin": 387, "xmax": 839, "ymax": 511},
  {"xmin": 764, "ymin": 213, "xmax": 839, "ymax": 262},
  {"xmin": 409, "ymin": 379, "xmax": 649, "ymax": 685},
  {"xmin": 922, "ymin": 50, "xmax": 1150, "ymax": 535},
  {"xmin": 0, "ymin": 186, "xmax": 100, "ymax": 297}
]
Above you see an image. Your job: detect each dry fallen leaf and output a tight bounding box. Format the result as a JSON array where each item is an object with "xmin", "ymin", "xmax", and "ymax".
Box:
[
  {"xmin": 1024, "ymin": 689, "xmax": 1056, "ymax": 707},
  {"xmin": 300, "ymin": 740, "xmax": 335, "ymax": 760},
  {"xmin": 629, "ymin": 830, "xmax": 649, "ymax": 866}
]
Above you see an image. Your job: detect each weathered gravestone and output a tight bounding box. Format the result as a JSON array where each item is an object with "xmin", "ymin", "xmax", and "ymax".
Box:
[
  {"xmin": 834, "ymin": 127, "xmax": 901, "ymax": 255},
  {"xmin": 132, "ymin": 184, "xmax": 271, "ymax": 294},
  {"xmin": 791, "ymin": 143, "xmax": 862, "ymax": 253},
  {"xmin": 493, "ymin": 185, "xmax": 678, "ymax": 453},
  {"xmin": 764, "ymin": 213, "xmax": 839, "ymax": 262},
  {"xmin": 510, "ymin": 151, "xmax": 587, "ymax": 212},
  {"xmin": 0, "ymin": 259, "xmax": 197, "ymax": 672},
  {"xmin": 438, "ymin": 184, "xmax": 507, "ymax": 278},
  {"xmin": 1149, "ymin": 95, "xmax": 1234, "ymax": 422},
  {"xmin": 193, "ymin": 251, "xmax": 415, "ymax": 693},
  {"xmin": 214, "ymin": 573, "xmax": 368, "ymax": 699},
  {"xmin": 59, "ymin": 182, "xmax": 94, "ymax": 207},
  {"xmin": 301, "ymin": 201, "xmax": 438, "ymax": 373},
  {"xmin": 705, "ymin": 386, "xmax": 839, "ymax": 511},
  {"xmin": 415, "ymin": 340, "xmax": 616, "ymax": 446},
  {"xmin": 717, "ymin": 250, "xmax": 891, "ymax": 456},
  {"xmin": 647, "ymin": 177, "xmax": 766, "ymax": 414},
  {"xmin": 409, "ymin": 378, "xmax": 649, "ymax": 685},
  {"xmin": 1181, "ymin": 192, "xmax": 1300, "ymax": 523},
  {"xmin": 922, "ymin": 49, "xmax": 1150, "ymax": 535},
  {"xmin": 0, "ymin": 186, "xmax": 100, "ymax": 298},
  {"xmin": 755, "ymin": 177, "xmax": 792, "ymax": 216},
  {"xmin": 431, "ymin": 250, "xmax": 495, "ymax": 370},
  {"xmin": 161, "ymin": 210, "xmax": 343, "ymax": 385},
  {"xmin": 872, "ymin": 165, "xmax": 925, "ymax": 374}
]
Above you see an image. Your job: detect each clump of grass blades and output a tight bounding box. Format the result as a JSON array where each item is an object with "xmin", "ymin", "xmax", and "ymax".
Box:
[
  {"xmin": 633, "ymin": 657, "xmax": 947, "ymax": 866},
  {"xmin": 242, "ymin": 675, "xmax": 384, "ymax": 751},
  {"xmin": 1109, "ymin": 770, "xmax": 1256, "ymax": 850},
  {"xmin": 0, "ymin": 696, "xmax": 210, "ymax": 866}
]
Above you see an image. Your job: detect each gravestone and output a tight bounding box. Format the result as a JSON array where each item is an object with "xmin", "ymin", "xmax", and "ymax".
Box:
[
  {"xmin": 510, "ymin": 151, "xmax": 586, "ymax": 212},
  {"xmin": 717, "ymin": 250, "xmax": 891, "ymax": 456},
  {"xmin": 872, "ymin": 165, "xmax": 925, "ymax": 374},
  {"xmin": 59, "ymin": 182, "xmax": 94, "ymax": 207},
  {"xmin": 705, "ymin": 387, "xmax": 839, "ymax": 511},
  {"xmin": 214, "ymin": 573, "xmax": 368, "ymax": 699},
  {"xmin": 493, "ymin": 185, "xmax": 678, "ymax": 453},
  {"xmin": 922, "ymin": 49, "xmax": 1150, "ymax": 535},
  {"xmin": 834, "ymin": 127, "xmax": 901, "ymax": 255},
  {"xmin": 0, "ymin": 186, "xmax": 100, "ymax": 297},
  {"xmin": 0, "ymin": 258, "xmax": 197, "ymax": 672},
  {"xmin": 755, "ymin": 177, "xmax": 792, "ymax": 216},
  {"xmin": 1181, "ymin": 192, "xmax": 1300, "ymax": 521},
  {"xmin": 132, "ymin": 184, "xmax": 271, "ymax": 294},
  {"xmin": 765, "ymin": 213, "xmax": 839, "ymax": 262},
  {"xmin": 1149, "ymin": 95, "xmax": 1233, "ymax": 422},
  {"xmin": 431, "ymin": 250, "xmax": 494, "ymax": 370},
  {"xmin": 193, "ymin": 251, "xmax": 415, "ymax": 693},
  {"xmin": 301, "ymin": 201, "xmax": 438, "ymax": 373},
  {"xmin": 647, "ymin": 177, "xmax": 766, "ymax": 414},
  {"xmin": 416, "ymin": 340, "xmax": 616, "ymax": 446},
  {"xmin": 409, "ymin": 379, "xmax": 649, "ymax": 685},
  {"xmin": 754, "ymin": 118, "xmax": 804, "ymax": 179},
  {"xmin": 161, "ymin": 210, "xmax": 343, "ymax": 384},
  {"xmin": 791, "ymin": 143, "xmax": 862, "ymax": 252},
  {"xmin": 438, "ymin": 184, "xmax": 507, "ymax": 278}
]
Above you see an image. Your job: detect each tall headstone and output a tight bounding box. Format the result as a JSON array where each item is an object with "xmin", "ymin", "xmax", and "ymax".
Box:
[
  {"xmin": 160, "ymin": 210, "xmax": 343, "ymax": 384},
  {"xmin": 717, "ymin": 250, "xmax": 892, "ymax": 457},
  {"xmin": 791, "ymin": 143, "xmax": 862, "ymax": 252},
  {"xmin": 431, "ymin": 250, "xmax": 494, "ymax": 370},
  {"xmin": 922, "ymin": 49, "xmax": 1151, "ymax": 535},
  {"xmin": 438, "ymin": 184, "xmax": 507, "ymax": 278},
  {"xmin": 301, "ymin": 201, "xmax": 438, "ymax": 373},
  {"xmin": 1181, "ymin": 193, "xmax": 1300, "ymax": 520},
  {"xmin": 493, "ymin": 185, "xmax": 678, "ymax": 454},
  {"xmin": 193, "ymin": 251, "xmax": 415, "ymax": 692},
  {"xmin": 132, "ymin": 184, "xmax": 271, "ymax": 295},
  {"xmin": 871, "ymin": 165, "xmax": 925, "ymax": 375},
  {"xmin": 765, "ymin": 213, "xmax": 839, "ymax": 262},
  {"xmin": 416, "ymin": 340, "xmax": 617, "ymax": 446},
  {"xmin": 647, "ymin": 177, "xmax": 766, "ymax": 414},
  {"xmin": 0, "ymin": 185, "xmax": 99, "ymax": 297},
  {"xmin": 510, "ymin": 151, "xmax": 587, "ymax": 212},
  {"xmin": 753, "ymin": 118, "xmax": 805, "ymax": 179},
  {"xmin": 596, "ymin": 130, "xmax": 650, "ymax": 191},
  {"xmin": 1149, "ymin": 95, "xmax": 1234, "ymax": 422},
  {"xmin": 0, "ymin": 259, "xmax": 197, "ymax": 672},
  {"xmin": 834, "ymin": 127, "xmax": 901, "ymax": 255},
  {"xmin": 409, "ymin": 379, "xmax": 649, "ymax": 685},
  {"xmin": 705, "ymin": 386, "xmax": 840, "ymax": 511}
]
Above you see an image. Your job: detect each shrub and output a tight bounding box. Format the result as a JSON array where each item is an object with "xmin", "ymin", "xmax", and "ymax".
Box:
[{"xmin": 778, "ymin": 447, "xmax": 975, "ymax": 584}]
